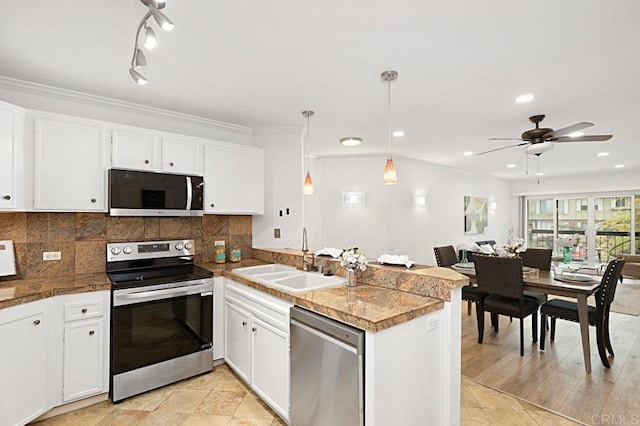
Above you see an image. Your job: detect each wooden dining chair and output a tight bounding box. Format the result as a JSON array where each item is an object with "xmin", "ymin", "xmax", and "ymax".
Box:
[
  {"xmin": 434, "ymin": 246, "xmax": 480, "ymax": 315},
  {"xmin": 539, "ymin": 256, "xmax": 625, "ymax": 368},
  {"xmin": 473, "ymin": 254, "xmax": 540, "ymax": 356}
]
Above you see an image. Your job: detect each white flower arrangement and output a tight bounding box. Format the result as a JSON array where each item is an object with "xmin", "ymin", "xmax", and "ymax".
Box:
[
  {"xmin": 557, "ymin": 235, "xmax": 581, "ymax": 248},
  {"xmin": 339, "ymin": 247, "xmax": 368, "ymax": 271},
  {"xmin": 496, "ymin": 236, "xmax": 525, "ymax": 258}
]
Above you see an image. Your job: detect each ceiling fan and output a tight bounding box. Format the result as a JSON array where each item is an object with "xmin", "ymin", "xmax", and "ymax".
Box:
[{"xmin": 478, "ymin": 114, "xmax": 613, "ymax": 156}]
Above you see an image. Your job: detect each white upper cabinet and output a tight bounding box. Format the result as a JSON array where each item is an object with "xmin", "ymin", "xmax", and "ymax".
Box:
[
  {"xmin": 34, "ymin": 118, "xmax": 108, "ymax": 211},
  {"xmin": 0, "ymin": 101, "xmax": 24, "ymax": 210},
  {"xmin": 204, "ymin": 143, "xmax": 264, "ymax": 214},
  {"xmin": 162, "ymin": 137, "xmax": 202, "ymax": 175},
  {"xmin": 111, "ymin": 130, "xmax": 159, "ymax": 171}
]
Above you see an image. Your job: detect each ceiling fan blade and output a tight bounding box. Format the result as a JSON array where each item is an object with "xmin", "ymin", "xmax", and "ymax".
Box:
[
  {"xmin": 488, "ymin": 137, "xmax": 523, "ymax": 141},
  {"xmin": 550, "ymin": 135, "xmax": 613, "ymax": 142},
  {"xmin": 543, "ymin": 122, "xmax": 594, "ymax": 139},
  {"xmin": 477, "ymin": 142, "xmax": 530, "ymax": 155}
]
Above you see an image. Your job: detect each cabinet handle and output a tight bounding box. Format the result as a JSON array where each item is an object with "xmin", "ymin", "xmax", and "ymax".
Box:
[
  {"xmin": 2, "ymin": 195, "xmax": 10, "ymax": 200},
  {"xmin": 81, "ymin": 308, "xmax": 88, "ymax": 314},
  {"xmin": 91, "ymin": 198, "xmax": 97, "ymax": 203},
  {"xmin": 242, "ymin": 321, "xmax": 247, "ymax": 326},
  {"xmin": 169, "ymin": 162, "xmax": 174, "ymax": 167},
  {"xmin": 144, "ymin": 159, "xmax": 150, "ymax": 164},
  {"xmin": 33, "ymin": 319, "xmax": 41, "ymax": 325},
  {"xmin": 252, "ymin": 327, "xmax": 257, "ymax": 332},
  {"xmin": 89, "ymin": 330, "xmax": 95, "ymax": 336},
  {"xmin": 210, "ymin": 203, "xmax": 215, "ymax": 208}
]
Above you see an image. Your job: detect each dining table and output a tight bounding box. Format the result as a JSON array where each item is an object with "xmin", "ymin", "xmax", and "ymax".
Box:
[{"xmin": 453, "ymin": 266, "xmax": 600, "ymax": 374}]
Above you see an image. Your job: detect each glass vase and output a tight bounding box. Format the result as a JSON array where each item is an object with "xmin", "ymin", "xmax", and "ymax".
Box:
[
  {"xmin": 563, "ymin": 246, "xmax": 572, "ymax": 264},
  {"xmin": 346, "ymin": 267, "xmax": 357, "ymax": 287}
]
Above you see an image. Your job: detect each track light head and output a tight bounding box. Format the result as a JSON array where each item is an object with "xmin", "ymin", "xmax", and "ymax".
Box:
[
  {"xmin": 129, "ymin": 68, "xmax": 148, "ymax": 85},
  {"xmin": 149, "ymin": 4, "xmax": 175, "ymax": 31},
  {"xmin": 134, "ymin": 48, "xmax": 147, "ymax": 68},
  {"xmin": 143, "ymin": 25, "xmax": 157, "ymax": 49}
]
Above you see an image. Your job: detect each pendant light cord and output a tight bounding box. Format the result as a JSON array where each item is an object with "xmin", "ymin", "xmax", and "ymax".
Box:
[{"xmin": 387, "ymin": 79, "xmax": 392, "ymax": 158}]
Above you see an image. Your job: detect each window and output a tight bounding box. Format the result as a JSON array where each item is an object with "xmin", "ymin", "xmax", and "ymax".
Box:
[
  {"xmin": 594, "ymin": 198, "xmax": 603, "ymax": 211},
  {"xmin": 577, "ymin": 198, "xmax": 588, "ymax": 212},
  {"xmin": 613, "ymin": 197, "xmax": 628, "ymax": 209}
]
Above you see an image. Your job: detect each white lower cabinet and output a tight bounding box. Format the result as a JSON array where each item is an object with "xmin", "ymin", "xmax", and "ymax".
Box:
[
  {"xmin": 63, "ymin": 319, "xmax": 104, "ymax": 401},
  {"xmin": 0, "ymin": 291, "xmax": 109, "ymax": 426},
  {"xmin": 224, "ymin": 280, "xmax": 292, "ymax": 422},
  {"xmin": 0, "ymin": 300, "xmax": 47, "ymax": 426}
]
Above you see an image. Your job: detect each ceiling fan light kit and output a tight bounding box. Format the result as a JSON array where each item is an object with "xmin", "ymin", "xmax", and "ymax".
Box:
[{"xmin": 129, "ymin": 0, "xmax": 174, "ymax": 85}]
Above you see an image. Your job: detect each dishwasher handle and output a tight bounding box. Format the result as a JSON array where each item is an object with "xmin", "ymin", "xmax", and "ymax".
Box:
[{"xmin": 290, "ymin": 306, "xmax": 364, "ymax": 354}]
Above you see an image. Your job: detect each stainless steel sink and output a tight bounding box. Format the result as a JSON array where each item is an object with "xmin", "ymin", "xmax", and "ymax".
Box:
[{"xmin": 232, "ymin": 264, "xmax": 346, "ymax": 293}]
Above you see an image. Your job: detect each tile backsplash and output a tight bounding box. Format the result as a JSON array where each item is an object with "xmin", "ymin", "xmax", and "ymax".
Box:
[{"xmin": 0, "ymin": 212, "xmax": 252, "ymax": 280}]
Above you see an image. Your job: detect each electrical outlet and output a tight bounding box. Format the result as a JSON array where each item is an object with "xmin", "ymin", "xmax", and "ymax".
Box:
[
  {"xmin": 43, "ymin": 251, "xmax": 62, "ymax": 261},
  {"xmin": 274, "ymin": 228, "xmax": 281, "ymax": 238},
  {"xmin": 427, "ymin": 316, "xmax": 439, "ymax": 332},
  {"xmin": 214, "ymin": 240, "xmax": 225, "ymax": 247}
]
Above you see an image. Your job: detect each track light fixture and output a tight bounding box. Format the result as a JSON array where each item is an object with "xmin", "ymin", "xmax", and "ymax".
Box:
[{"xmin": 129, "ymin": 0, "xmax": 175, "ymax": 85}]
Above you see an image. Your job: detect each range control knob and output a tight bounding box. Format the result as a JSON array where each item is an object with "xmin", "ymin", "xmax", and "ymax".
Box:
[
  {"xmin": 110, "ymin": 247, "xmax": 121, "ymax": 255},
  {"xmin": 184, "ymin": 242, "xmax": 193, "ymax": 250},
  {"xmin": 175, "ymin": 243, "xmax": 184, "ymax": 250},
  {"xmin": 122, "ymin": 246, "xmax": 133, "ymax": 255}
]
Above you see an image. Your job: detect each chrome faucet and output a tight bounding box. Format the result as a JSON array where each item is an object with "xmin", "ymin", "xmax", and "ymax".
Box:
[{"xmin": 302, "ymin": 227, "xmax": 314, "ymax": 271}]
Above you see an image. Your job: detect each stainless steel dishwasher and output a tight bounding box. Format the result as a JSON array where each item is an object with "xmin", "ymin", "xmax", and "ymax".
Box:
[{"xmin": 290, "ymin": 306, "xmax": 365, "ymax": 426}]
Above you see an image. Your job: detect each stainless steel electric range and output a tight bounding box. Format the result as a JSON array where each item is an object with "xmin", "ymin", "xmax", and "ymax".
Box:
[{"xmin": 106, "ymin": 239, "xmax": 213, "ymax": 402}]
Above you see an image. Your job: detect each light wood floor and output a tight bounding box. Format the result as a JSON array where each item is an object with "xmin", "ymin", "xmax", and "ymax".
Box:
[{"xmin": 461, "ymin": 306, "xmax": 640, "ymax": 424}]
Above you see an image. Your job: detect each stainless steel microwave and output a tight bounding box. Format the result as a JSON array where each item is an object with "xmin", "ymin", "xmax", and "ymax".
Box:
[{"xmin": 109, "ymin": 169, "xmax": 204, "ymax": 217}]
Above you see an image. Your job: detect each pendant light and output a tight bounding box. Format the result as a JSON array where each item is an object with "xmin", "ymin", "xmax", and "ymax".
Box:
[
  {"xmin": 382, "ymin": 70, "xmax": 398, "ymax": 185},
  {"xmin": 302, "ymin": 110, "xmax": 315, "ymax": 195}
]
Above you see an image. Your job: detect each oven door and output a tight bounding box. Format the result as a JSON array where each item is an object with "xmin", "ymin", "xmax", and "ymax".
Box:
[{"xmin": 111, "ymin": 279, "xmax": 213, "ymax": 376}]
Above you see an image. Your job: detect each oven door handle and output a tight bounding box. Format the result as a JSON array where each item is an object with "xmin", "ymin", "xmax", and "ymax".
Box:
[{"xmin": 114, "ymin": 283, "xmax": 212, "ymax": 306}]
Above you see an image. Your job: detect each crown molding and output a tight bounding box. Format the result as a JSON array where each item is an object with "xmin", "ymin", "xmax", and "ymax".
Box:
[{"xmin": 0, "ymin": 75, "xmax": 252, "ymax": 134}]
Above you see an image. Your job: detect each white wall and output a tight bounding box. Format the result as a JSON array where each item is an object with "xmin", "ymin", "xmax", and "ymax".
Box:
[
  {"xmin": 252, "ymin": 128, "xmax": 305, "ymax": 249},
  {"xmin": 313, "ymin": 155, "xmax": 514, "ymax": 265},
  {"xmin": 0, "ymin": 77, "xmax": 252, "ymax": 145}
]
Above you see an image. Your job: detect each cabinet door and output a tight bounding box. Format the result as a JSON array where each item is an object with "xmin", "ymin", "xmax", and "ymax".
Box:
[
  {"xmin": 34, "ymin": 119, "xmax": 108, "ymax": 211},
  {"xmin": 204, "ymin": 144, "xmax": 264, "ymax": 214},
  {"xmin": 63, "ymin": 319, "xmax": 104, "ymax": 401},
  {"xmin": 0, "ymin": 306, "xmax": 47, "ymax": 425},
  {"xmin": 112, "ymin": 130, "xmax": 158, "ymax": 171},
  {"xmin": 0, "ymin": 102, "xmax": 23, "ymax": 209},
  {"xmin": 224, "ymin": 301, "xmax": 251, "ymax": 382},
  {"xmin": 251, "ymin": 316, "xmax": 289, "ymax": 420},
  {"xmin": 162, "ymin": 137, "xmax": 202, "ymax": 175}
]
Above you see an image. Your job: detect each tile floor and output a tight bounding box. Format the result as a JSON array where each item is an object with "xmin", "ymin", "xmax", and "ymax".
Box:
[{"xmin": 32, "ymin": 364, "xmax": 579, "ymax": 425}]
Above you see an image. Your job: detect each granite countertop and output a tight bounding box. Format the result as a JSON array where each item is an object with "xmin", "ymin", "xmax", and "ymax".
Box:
[
  {"xmin": 221, "ymin": 268, "xmax": 443, "ymax": 333},
  {"xmin": 0, "ymin": 273, "xmax": 111, "ymax": 309}
]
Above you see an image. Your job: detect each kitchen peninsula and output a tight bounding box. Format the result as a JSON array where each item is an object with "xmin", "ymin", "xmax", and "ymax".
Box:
[{"xmin": 207, "ymin": 248, "xmax": 468, "ymax": 426}]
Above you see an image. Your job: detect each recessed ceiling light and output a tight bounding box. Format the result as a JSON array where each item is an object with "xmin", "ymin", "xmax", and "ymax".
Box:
[
  {"xmin": 515, "ymin": 93, "xmax": 535, "ymax": 104},
  {"xmin": 597, "ymin": 152, "xmax": 610, "ymax": 157},
  {"xmin": 463, "ymin": 151, "xmax": 473, "ymax": 156},
  {"xmin": 340, "ymin": 136, "xmax": 363, "ymax": 146},
  {"xmin": 536, "ymin": 172, "xmax": 544, "ymax": 176},
  {"xmin": 569, "ymin": 131, "xmax": 585, "ymax": 138},
  {"xmin": 392, "ymin": 130, "xmax": 405, "ymax": 138},
  {"xmin": 614, "ymin": 164, "xmax": 625, "ymax": 169},
  {"xmin": 506, "ymin": 164, "xmax": 516, "ymax": 168}
]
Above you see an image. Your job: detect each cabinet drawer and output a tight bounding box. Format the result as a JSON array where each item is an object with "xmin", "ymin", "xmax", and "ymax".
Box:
[
  {"xmin": 64, "ymin": 299, "xmax": 104, "ymax": 322},
  {"xmin": 226, "ymin": 282, "xmax": 291, "ymax": 332}
]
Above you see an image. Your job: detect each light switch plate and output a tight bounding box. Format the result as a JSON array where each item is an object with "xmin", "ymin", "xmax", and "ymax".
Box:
[
  {"xmin": 43, "ymin": 251, "xmax": 62, "ymax": 261},
  {"xmin": 427, "ymin": 316, "xmax": 439, "ymax": 332}
]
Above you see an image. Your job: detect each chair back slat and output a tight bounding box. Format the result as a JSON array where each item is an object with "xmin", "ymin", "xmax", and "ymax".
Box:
[
  {"xmin": 519, "ymin": 248, "xmax": 552, "ymax": 271},
  {"xmin": 596, "ymin": 257, "xmax": 626, "ymax": 307},
  {"xmin": 434, "ymin": 246, "xmax": 458, "ymax": 267},
  {"xmin": 473, "ymin": 254, "xmax": 524, "ymax": 299}
]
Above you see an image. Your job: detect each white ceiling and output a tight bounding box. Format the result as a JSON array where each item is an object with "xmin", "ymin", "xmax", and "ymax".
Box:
[{"xmin": 1, "ymin": 0, "xmax": 639, "ymax": 179}]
